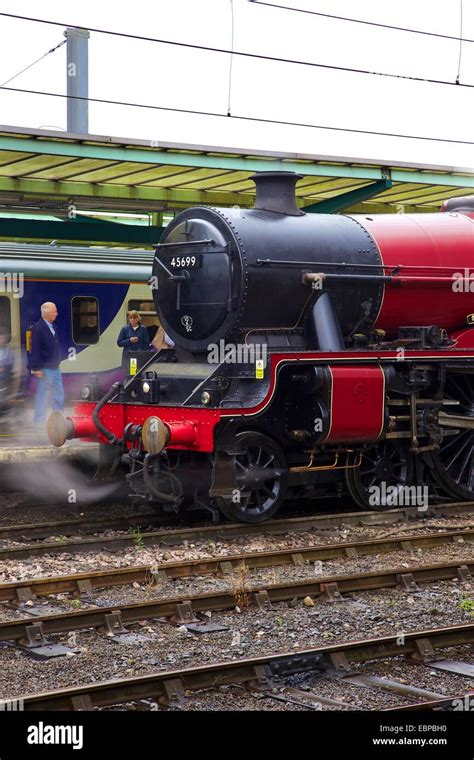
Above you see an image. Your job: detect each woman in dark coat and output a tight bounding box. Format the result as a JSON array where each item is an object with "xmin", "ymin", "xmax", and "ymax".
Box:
[{"xmin": 117, "ymin": 310, "xmax": 150, "ymax": 371}]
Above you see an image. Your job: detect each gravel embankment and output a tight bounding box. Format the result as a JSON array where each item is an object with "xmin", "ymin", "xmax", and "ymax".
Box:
[{"xmin": 0, "ymin": 579, "xmax": 471, "ymax": 705}]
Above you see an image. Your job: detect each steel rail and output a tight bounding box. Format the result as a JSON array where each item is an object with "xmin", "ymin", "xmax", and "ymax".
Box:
[
  {"xmin": 0, "ymin": 559, "xmax": 472, "ymax": 643},
  {"xmin": 5, "ymin": 623, "xmax": 472, "ymax": 710},
  {"xmin": 0, "ymin": 529, "xmax": 472, "ymax": 602},
  {"xmin": 0, "ymin": 512, "xmax": 173, "ymax": 542},
  {"xmin": 383, "ymin": 693, "xmax": 474, "ymax": 711},
  {"xmin": 0, "ymin": 503, "xmax": 472, "ymax": 561}
]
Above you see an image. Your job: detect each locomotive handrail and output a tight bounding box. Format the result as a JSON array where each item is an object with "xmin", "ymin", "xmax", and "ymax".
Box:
[
  {"xmin": 256, "ymin": 258, "xmax": 468, "ymax": 286},
  {"xmin": 319, "ymin": 274, "xmax": 466, "ymax": 285},
  {"xmin": 155, "ymin": 238, "xmax": 215, "ymax": 248},
  {"xmin": 307, "ymin": 272, "xmax": 395, "ymax": 284},
  {"xmin": 152, "ymin": 256, "xmax": 188, "ymax": 282},
  {"xmin": 255, "ymin": 258, "xmax": 473, "ymax": 273},
  {"xmin": 256, "ymin": 258, "xmax": 385, "ymax": 269},
  {"xmin": 317, "ymin": 273, "xmax": 461, "ymax": 285}
]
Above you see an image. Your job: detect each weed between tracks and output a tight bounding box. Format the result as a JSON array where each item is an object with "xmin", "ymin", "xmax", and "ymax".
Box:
[
  {"xmin": 128, "ymin": 526, "xmax": 145, "ymax": 551},
  {"xmin": 232, "ymin": 562, "xmax": 251, "ymax": 609},
  {"xmin": 459, "ymin": 596, "xmax": 474, "ymax": 614}
]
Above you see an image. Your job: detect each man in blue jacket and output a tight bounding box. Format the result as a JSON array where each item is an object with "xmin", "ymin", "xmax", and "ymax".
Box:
[{"xmin": 29, "ymin": 302, "xmax": 64, "ymax": 425}]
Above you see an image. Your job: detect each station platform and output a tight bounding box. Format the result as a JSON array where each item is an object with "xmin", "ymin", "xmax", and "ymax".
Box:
[
  {"xmin": 0, "ymin": 406, "xmax": 98, "ymax": 463},
  {"xmin": 0, "ymin": 436, "xmax": 98, "ymax": 464}
]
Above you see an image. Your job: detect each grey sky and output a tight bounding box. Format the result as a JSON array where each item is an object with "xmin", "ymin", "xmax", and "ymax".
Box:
[{"xmin": 0, "ymin": 0, "xmax": 473, "ymax": 168}]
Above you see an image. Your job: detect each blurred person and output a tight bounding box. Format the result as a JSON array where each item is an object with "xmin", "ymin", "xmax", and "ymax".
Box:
[
  {"xmin": 0, "ymin": 331, "xmax": 14, "ymax": 416},
  {"xmin": 30, "ymin": 302, "xmax": 64, "ymax": 425},
  {"xmin": 0, "ymin": 331, "xmax": 14, "ymax": 375}
]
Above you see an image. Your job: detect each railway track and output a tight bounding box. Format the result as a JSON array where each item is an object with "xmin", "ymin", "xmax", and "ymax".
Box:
[
  {"xmin": 0, "ymin": 529, "xmax": 472, "ymax": 600},
  {"xmin": 0, "ymin": 558, "xmax": 471, "ymax": 643},
  {"xmin": 0, "ymin": 502, "xmax": 472, "ymax": 560},
  {"xmin": 4, "ymin": 622, "xmax": 472, "ymax": 710},
  {"xmin": 0, "ymin": 511, "xmax": 172, "ymax": 543}
]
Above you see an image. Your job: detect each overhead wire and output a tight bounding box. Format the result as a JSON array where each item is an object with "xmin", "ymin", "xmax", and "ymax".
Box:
[
  {"xmin": 0, "ymin": 38, "xmax": 66, "ymax": 87},
  {"xmin": 2, "ymin": 83, "xmax": 474, "ymax": 146},
  {"xmin": 0, "ymin": 11, "xmax": 472, "ymax": 147},
  {"xmin": 249, "ymin": 1, "xmax": 474, "ymax": 45},
  {"xmin": 227, "ymin": 0, "xmax": 235, "ymax": 116},
  {"xmin": 0, "ymin": 11, "xmax": 471, "ymax": 90},
  {"xmin": 456, "ymin": 0, "xmax": 464, "ymax": 84}
]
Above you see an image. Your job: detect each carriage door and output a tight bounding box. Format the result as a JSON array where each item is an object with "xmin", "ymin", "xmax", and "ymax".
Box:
[{"xmin": 0, "ymin": 293, "xmax": 20, "ymax": 391}]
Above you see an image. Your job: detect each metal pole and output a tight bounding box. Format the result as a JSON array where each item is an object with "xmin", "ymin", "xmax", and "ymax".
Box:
[{"xmin": 64, "ymin": 27, "xmax": 90, "ymax": 134}]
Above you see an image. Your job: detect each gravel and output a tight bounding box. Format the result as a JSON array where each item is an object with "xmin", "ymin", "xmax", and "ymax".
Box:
[
  {"xmin": 0, "ymin": 497, "xmax": 472, "ymax": 711},
  {"xmin": 0, "ymin": 579, "xmax": 471, "ymax": 705},
  {"xmin": 0, "ymin": 517, "xmax": 472, "ymax": 584},
  {"xmin": 0, "ymin": 541, "xmax": 472, "ymax": 617}
]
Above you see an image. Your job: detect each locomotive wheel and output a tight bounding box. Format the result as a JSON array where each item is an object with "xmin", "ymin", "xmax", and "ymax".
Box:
[
  {"xmin": 430, "ymin": 374, "xmax": 474, "ymax": 500},
  {"xmin": 346, "ymin": 440, "xmax": 414, "ymax": 510},
  {"xmin": 218, "ymin": 432, "xmax": 288, "ymax": 523}
]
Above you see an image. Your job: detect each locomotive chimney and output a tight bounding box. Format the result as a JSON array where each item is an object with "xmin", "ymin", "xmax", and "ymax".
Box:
[{"xmin": 251, "ymin": 171, "xmax": 304, "ymax": 216}]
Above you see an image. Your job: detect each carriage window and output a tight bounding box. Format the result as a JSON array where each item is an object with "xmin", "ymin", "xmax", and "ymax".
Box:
[
  {"xmin": 128, "ymin": 299, "xmax": 156, "ymax": 315},
  {"xmin": 72, "ymin": 297, "xmax": 99, "ymax": 345},
  {"xmin": 0, "ymin": 297, "xmax": 11, "ymax": 343}
]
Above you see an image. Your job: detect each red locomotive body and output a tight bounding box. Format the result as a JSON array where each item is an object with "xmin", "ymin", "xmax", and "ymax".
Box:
[{"xmin": 364, "ymin": 212, "xmax": 474, "ymax": 334}]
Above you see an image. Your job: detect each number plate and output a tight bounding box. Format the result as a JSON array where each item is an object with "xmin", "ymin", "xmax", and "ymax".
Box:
[{"xmin": 168, "ymin": 254, "xmax": 202, "ymax": 269}]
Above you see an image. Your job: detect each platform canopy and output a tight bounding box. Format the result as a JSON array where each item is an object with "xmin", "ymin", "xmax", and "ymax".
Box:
[{"xmin": 1, "ymin": 124, "xmax": 474, "ymax": 213}]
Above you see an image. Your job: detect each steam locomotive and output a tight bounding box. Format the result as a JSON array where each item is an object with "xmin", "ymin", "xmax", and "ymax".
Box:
[{"xmin": 48, "ymin": 172, "xmax": 474, "ymax": 522}]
